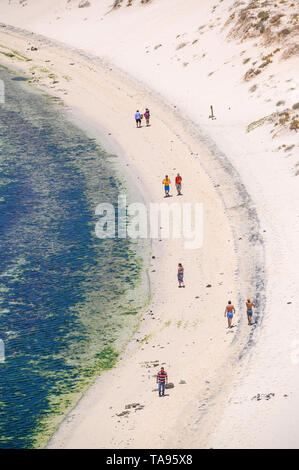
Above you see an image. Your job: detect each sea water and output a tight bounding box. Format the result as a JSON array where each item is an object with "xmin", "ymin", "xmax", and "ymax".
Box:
[{"xmin": 0, "ymin": 66, "xmax": 150, "ymax": 448}]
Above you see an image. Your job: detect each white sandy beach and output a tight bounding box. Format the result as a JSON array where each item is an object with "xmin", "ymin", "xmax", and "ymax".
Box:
[{"xmin": 0, "ymin": 0, "xmax": 298, "ymax": 448}]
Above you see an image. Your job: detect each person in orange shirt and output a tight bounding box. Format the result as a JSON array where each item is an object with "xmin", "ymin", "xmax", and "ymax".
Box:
[
  {"xmin": 162, "ymin": 175, "xmax": 171, "ymax": 197},
  {"xmin": 175, "ymin": 173, "xmax": 182, "ymax": 195}
]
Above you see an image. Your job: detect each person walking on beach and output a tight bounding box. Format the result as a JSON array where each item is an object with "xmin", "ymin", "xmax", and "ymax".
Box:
[
  {"xmin": 162, "ymin": 175, "xmax": 171, "ymax": 197},
  {"xmin": 156, "ymin": 366, "xmax": 168, "ymax": 397},
  {"xmin": 144, "ymin": 108, "xmax": 150, "ymax": 126},
  {"xmin": 224, "ymin": 300, "xmax": 235, "ymax": 328},
  {"xmin": 175, "ymin": 173, "xmax": 182, "ymax": 195},
  {"xmin": 177, "ymin": 263, "xmax": 185, "ymax": 288},
  {"xmin": 246, "ymin": 298, "xmax": 255, "ymax": 325},
  {"xmin": 135, "ymin": 110, "xmax": 142, "ymax": 128}
]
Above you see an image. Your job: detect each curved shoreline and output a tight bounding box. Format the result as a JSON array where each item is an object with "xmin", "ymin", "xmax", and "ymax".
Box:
[{"xmin": 0, "ymin": 25, "xmax": 265, "ymax": 448}]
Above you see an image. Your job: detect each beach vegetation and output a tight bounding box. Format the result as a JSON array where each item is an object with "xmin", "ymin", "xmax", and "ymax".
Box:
[
  {"xmin": 244, "ymin": 67, "xmax": 261, "ymax": 80},
  {"xmin": 78, "ymin": 0, "xmax": 91, "ymax": 7},
  {"xmin": 11, "ymin": 50, "xmax": 31, "ymax": 61},
  {"xmin": 247, "ymin": 114, "xmax": 271, "ymax": 132},
  {"xmin": 281, "ymin": 44, "xmax": 299, "ymax": 60},
  {"xmin": 48, "ymin": 73, "xmax": 58, "ymax": 81},
  {"xmin": 176, "ymin": 42, "xmax": 187, "ymax": 50},
  {"xmin": 113, "ymin": 0, "xmax": 123, "ymax": 7},
  {"xmin": 269, "ymin": 14, "xmax": 283, "ymax": 25},
  {"xmin": 139, "ymin": 334, "xmax": 151, "ymax": 344},
  {"xmin": 290, "ymin": 117, "xmax": 299, "ymax": 131},
  {"xmin": 0, "ymin": 51, "xmax": 15, "ymax": 58},
  {"xmin": 278, "ymin": 111, "xmax": 290, "ymax": 125},
  {"xmin": 257, "ymin": 10, "xmax": 270, "ymax": 21},
  {"xmin": 0, "ymin": 47, "xmax": 31, "ymax": 62}
]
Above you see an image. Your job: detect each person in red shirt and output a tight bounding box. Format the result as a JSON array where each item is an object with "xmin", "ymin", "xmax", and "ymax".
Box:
[
  {"xmin": 175, "ymin": 173, "xmax": 182, "ymax": 195},
  {"xmin": 156, "ymin": 367, "xmax": 168, "ymax": 397}
]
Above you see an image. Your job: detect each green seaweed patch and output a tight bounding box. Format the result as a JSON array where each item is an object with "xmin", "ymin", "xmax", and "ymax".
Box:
[
  {"xmin": 88, "ymin": 346, "xmax": 119, "ymax": 374},
  {"xmin": 32, "ymin": 346, "xmax": 119, "ymax": 448},
  {"xmin": 48, "ymin": 73, "xmax": 58, "ymax": 80},
  {"xmin": 11, "ymin": 50, "xmax": 32, "ymax": 62},
  {"xmin": 0, "ymin": 47, "xmax": 32, "ymax": 62},
  {"xmin": 0, "ymin": 51, "xmax": 15, "ymax": 58},
  {"xmin": 121, "ymin": 309, "xmax": 139, "ymax": 315},
  {"xmin": 139, "ymin": 334, "xmax": 151, "ymax": 344}
]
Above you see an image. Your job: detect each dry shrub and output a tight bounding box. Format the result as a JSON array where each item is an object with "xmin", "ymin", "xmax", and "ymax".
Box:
[
  {"xmin": 281, "ymin": 43, "xmax": 299, "ymax": 60},
  {"xmin": 176, "ymin": 42, "xmax": 187, "ymax": 50},
  {"xmin": 290, "ymin": 118, "xmax": 299, "ymax": 131},
  {"xmin": 78, "ymin": 0, "xmax": 90, "ymax": 7},
  {"xmin": 269, "ymin": 13, "xmax": 284, "ymax": 25},
  {"xmin": 258, "ymin": 10, "xmax": 270, "ymax": 21},
  {"xmin": 278, "ymin": 111, "xmax": 290, "ymax": 125},
  {"xmin": 279, "ymin": 28, "xmax": 291, "ymax": 36},
  {"xmin": 244, "ymin": 67, "xmax": 261, "ymax": 80},
  {"xmin": 225, "ymin": 0, "xmax": 299, "ymax": 56},
  {"xmin": 113, "ymin": 0, "xmax": 123, "ymax": 7}
]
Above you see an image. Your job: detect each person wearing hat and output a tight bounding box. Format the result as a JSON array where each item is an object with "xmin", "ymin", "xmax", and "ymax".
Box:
[{"xmin": 246, "ymin": 298, "xmax": 255, "ymax": 325}]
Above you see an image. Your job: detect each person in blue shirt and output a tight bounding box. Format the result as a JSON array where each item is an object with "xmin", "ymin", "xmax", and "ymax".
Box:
[{"xmin": 135, "ymin": 110, "xmax": 142, "ymax": 128}]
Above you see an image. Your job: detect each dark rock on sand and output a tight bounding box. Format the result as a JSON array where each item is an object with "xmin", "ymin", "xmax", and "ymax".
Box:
[{"xmin": 165, "ymin": 383, "xmax": 174, "ymax": 389}]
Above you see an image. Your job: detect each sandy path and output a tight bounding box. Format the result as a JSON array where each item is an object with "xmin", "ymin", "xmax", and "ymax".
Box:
[{"xmin": 0, "ymin": 26, "xmax": 265, "ymax": 448}]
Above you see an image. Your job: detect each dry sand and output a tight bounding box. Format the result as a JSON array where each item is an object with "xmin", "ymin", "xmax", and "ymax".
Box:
[{"xmin": 0, "ymin": 0, "xmax": 298, "ymax": 448}]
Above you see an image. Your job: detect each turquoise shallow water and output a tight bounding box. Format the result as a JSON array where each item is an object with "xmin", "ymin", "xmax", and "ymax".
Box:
[{"xmin": 0, "ymin": 67, "xmax": 149, "ymax": 448}]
